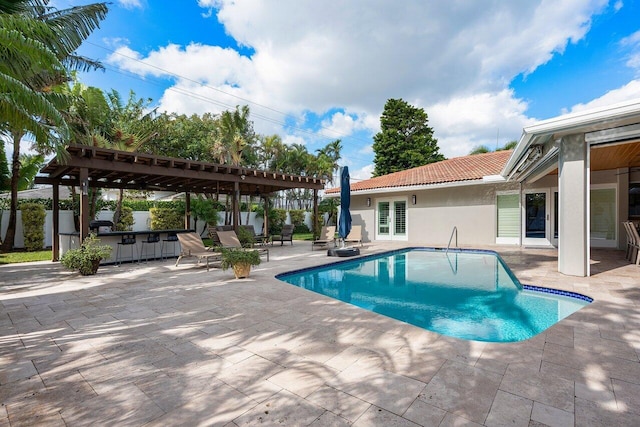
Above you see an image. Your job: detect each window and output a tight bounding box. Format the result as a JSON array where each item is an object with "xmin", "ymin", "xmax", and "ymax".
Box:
[
  {"xmin": 496, "ymin": 193, "xmax": 519, "ymax": 244},
  {"xmin": 591, "ymin": 188, "xmax": 616, "ymax": 241},
  {"xmin": 378, "ymin": 202, "xmax": 390, "ymax": 235},
  {"xmin": 394, "ymin": 201, "xmax": 406, "ymax": 235}
]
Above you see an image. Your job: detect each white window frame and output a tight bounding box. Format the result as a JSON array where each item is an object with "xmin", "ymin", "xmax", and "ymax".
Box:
[
  {"xmin": 496, "ymin": 190, "xmax": 521, "ymax": 245},
  {"xmin": 590, "ymin": 184, "xmax": 617, "ymax": 248},
  {"xmin": 374, "ymin": 196, "xmax": 409, "ymax": 242}
]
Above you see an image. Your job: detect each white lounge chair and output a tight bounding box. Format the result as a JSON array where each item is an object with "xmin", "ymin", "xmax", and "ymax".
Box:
[
  {"xmin": 175, "ymin": 232, "xmax": 221, "ymax": 271},
  {"xmin": 312, "ymin": 226, "xmax": 336, "ymax": 250},
  {"xmin": 344, "ymin": 225, "xmax": 363, "ymax": 247}
]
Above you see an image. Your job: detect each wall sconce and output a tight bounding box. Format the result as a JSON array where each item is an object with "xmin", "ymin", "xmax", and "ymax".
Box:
[
  {"xmin": 411, "ymin": 195, "xmax": 417, "ymax": 205},
  {"xmin": 366, "ymin": 197, "xmax": 371, "ymax": 207},
  {"xmin": 81, "ymin": 179, "xmax": 88, "ymax": 196}
]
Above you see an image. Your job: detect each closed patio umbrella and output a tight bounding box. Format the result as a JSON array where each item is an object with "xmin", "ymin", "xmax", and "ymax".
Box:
[{"xmin": 338, "ymin": 166, "xmax": 352, "ymax": 247}]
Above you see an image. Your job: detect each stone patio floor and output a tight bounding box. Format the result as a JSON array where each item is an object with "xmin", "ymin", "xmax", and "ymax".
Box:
[{"xmin": 1, "ymin": 242, "xmax": 639, "ymax": 426}]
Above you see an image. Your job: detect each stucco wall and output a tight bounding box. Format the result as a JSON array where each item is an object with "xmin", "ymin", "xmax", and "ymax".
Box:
[
  {"xmin": 353, "ymin": 182, "xmax": 518, "ymax": 247},
  {"xmin": 349, "ymin": 196, "xmax": 375, "ymax": 243},
  {"xmin": 408, "ymin": 185, "xmax": 498, "ymax": 246}
]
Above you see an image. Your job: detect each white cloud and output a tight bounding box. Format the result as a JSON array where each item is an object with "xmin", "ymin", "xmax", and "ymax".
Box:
[
  {"xmin": 428, "ymin": 90, "xmax": 534, "ymax": 158},
  {"xmin": 107, "ymin": 0, "xmax": 615, "ymax": 172},
  {"xmin": 118, "ymin": 0, "xmax": 143, "ymax": 10},
  {"xmin": 621, "ymin": 30, "xmax": 640, "ymax": 72},
  {"xmin": 567, "ymin": 80, "xmax": 640, "ymax": 113},
  {"xmin": 351, "ymin": 164, "xmax": 375, "ymax": 181}
]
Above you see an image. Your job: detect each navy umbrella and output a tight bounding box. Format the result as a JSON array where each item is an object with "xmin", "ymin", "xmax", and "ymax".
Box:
[{"xmin": 338, "ymin": 166, "xmax": 352, "ymax": 245}]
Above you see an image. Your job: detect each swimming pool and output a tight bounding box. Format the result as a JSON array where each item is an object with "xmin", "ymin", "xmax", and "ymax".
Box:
[{"xmin": 276, "ymin": 248, "xmax": 591, "ymax": 342}]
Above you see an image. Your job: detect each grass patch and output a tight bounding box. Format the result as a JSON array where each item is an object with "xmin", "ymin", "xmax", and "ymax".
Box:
[
  {"xmin": 293, "ymin": 233, "xmax": 314, "ymax": 241},
  {"xmin": 0, "ymin": 250, "xmax": 52, "ymax": 264}
]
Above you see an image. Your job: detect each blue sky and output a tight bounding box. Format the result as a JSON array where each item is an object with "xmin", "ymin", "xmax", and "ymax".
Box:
[{"xmin": 48, "ymin": 0, "xmax": 640, "ymax": 180}]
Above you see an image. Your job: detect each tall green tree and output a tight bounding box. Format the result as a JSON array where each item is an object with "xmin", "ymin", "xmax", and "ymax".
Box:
[
  {"xmin": 0, "ymin": 0, "xmax": 108, "ymax": 252},
  {"xmin": 372, "ymin": 98, "xmax": 444, "ymax": 177},
  {"xmin": 95, "ymin": 90, "xmax": 157, "ymax": 226}
]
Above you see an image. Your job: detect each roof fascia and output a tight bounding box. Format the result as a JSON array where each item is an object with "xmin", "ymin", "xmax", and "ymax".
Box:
[
  {"xmin": 502, "ymin": 99, "xmax": 640, "ymax": 179},
  {"xmin": 324, "ymin": 178, "xmax": 493, "ymax": 198}
]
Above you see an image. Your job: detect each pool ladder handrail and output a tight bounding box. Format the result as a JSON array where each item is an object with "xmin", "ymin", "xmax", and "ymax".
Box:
[{"xmin": 446, "ymin": 226, "xmax": 458, "ymax": 254}]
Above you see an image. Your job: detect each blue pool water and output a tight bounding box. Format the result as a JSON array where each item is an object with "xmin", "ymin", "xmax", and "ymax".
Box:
[{"xmin": 276, "ymin": 248, "xmax": 591, "ymax": 342}]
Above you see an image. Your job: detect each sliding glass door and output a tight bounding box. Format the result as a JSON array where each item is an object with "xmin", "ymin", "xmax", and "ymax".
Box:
[{"xmin": 522, "ymin": 191, "xmax": 551, "ymax": 246}]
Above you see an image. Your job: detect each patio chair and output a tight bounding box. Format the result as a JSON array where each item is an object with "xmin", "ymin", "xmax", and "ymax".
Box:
[
  {"xmin": 625, "ymin": 221, "xmax": 640, "ymax": 265},
  {"xmin": 344, "ymin": 225, "xmax": 363, "ymax": 247},
  {"xmin": 239, "ymin": 224, "xmax": 270, "ymax": 246},
  {"xmin": 175, "ymin": 232, "xmax": 221, "ymax": 271},
  {"xmin": 312, "ymin": 226, "xmax": 336, "ymax": 250},
  {"xmin": 208, "ymin": 225, "xmax": 233, "ymax": 247},
  {"xmin": 271, "ymin": 224, "xmax": 294, "ymax": 246},
  {"xmin": 217, "ymin": 230, "xmax": 269, "ymax": 261},
  {"xmin": 623, "ymin": 222, "xmax": 634, "ymax": 261}
]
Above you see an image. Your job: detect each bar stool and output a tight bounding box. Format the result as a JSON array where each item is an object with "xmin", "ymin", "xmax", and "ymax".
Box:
[
  {"xmin": 161, "ymin": 232, "xmax": 178, "ymax": 260},
  {"xmin": 140, "ymin": 232, "xmax": 160, "ymax": 263},
  {"xmin": 116, "ymin": 233, "xmax": 138, "ymax": 265}
]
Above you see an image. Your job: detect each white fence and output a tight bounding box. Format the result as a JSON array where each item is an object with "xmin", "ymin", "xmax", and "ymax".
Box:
[{"xmin": 1, "ymin": 210, "xmax": 315, "ymax": 249}]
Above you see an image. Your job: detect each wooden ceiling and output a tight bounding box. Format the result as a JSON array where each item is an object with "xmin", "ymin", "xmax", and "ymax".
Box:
[
  {"xmin": 591, "ymin": 140, "xmax": 640, "ymax": 171},
  {"xmin": 545, "ymin": 140, "xmax": 640, "ymax": 176},
  {"xmin": 35, "ymin": 145, "xmax": 325, "ymax": 195}
]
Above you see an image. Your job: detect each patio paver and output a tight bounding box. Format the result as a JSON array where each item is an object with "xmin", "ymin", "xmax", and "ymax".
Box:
[{"xmin": 1, "ymin": 243, "xmax": 639, "ymax": 426}]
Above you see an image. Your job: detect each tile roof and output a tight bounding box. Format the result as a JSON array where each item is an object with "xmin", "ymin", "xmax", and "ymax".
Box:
[{"xmin": 326, "ymin": 150, "xmax": 513, "ymax": 194}]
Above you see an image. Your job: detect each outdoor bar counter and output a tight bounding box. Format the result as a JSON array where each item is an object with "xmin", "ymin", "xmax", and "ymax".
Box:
[{"xmin": 59, "ymin": 229, "xmax": 193, "ymax": 264}]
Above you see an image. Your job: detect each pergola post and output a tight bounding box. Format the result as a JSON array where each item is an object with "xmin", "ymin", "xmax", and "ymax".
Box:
[
  {"xmin": 233, "ymin": 181, "xmax": 240, "ymax": 230},
  {"xmin": 263, "ymin": 195, "xmax": 269, "ymax": 236},
  {"xmin": 79, "ymin": 168, "xmax": 89, "ymax": 242},
  {"xmin": 52, "ymin": 182, "xmax": 59, "ymax": 261},
  {"xmin": 185, "ymin": 192, "xmax": 191, "ymax": 230},
  {"xmin": 313, "ymin": 189, "xmax": 319, "ymax": 237}
]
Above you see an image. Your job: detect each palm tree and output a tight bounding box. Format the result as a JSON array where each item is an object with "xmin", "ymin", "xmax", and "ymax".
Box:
[
  {"xmin": 0, "ymin": 0, "xmax": 108, "ymax": 252},
  {"xmin": 94, "ymin": 90, "xmax": 157, "ymax": 227}
]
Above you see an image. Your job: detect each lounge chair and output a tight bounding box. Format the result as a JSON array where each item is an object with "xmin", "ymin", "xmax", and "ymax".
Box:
[
  {"xmin": 239, "ymin": 224, "xmax": 269, "ymax": 246},
  {"xmin": 344, "ymin": 225, "xmax": 363, "ymax": 247},
  {"xmin": 217, "ymin": 230, "xmax": 269, "ymax": 262},
  {"xmin": 271, "ymin": 224, "xmax": 294, "ymax": 246},
  {"xmin": 624, "ymin": 221, "xmax": 640, "ymax": 265},
  {"xmin": 208, "ymin": 225, "xmax": 233, "ymax": 247},
  {"xmin": 175, "ymin": 232, "xmax": 221, "ymax": 271},
  {"xmin": 312, "ymin": 226, "xmax": 336, "ymax": 250}
]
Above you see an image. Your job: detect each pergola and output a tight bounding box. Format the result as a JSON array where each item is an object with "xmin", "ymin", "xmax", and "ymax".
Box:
[{"xmin": 35, "ymin": 144, "xmax": 326, "ymax": 260}]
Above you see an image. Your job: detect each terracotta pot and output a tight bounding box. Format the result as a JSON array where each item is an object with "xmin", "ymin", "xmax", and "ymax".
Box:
[
  {"xmin": 80, "ymin": 259, "xmax": 101, "ymax": 276},
  {"xmin": 232, "ymin": 263, "xmax": 251, "ymax": 279}
]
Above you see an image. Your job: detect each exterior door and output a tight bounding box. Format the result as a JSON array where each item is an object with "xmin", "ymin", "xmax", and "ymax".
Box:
[
  {"xmin": 522, "ymin": 191, "xmax": 551, "ymax": 246},
  {"xmin": 376, "ymin": 199, "xmax": 408, "ymax": 241}
]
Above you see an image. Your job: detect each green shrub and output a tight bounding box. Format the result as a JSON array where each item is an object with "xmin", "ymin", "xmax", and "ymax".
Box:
[
  {"xmin": 114, "ymin": 206, "xmax": 134, "ymax": 231},
  {"xmin": 149, "ymin": 207, "xmax": 184, "ymax": 230},
  {"xmin": 21, "ymin": 203, "xmax": 45, "ymax": 251},
  {"xmin": 269, "ymin": 208, "xmax": 287, "ymax": 234},
  {"xmin": 60, "ymin": 234, "xmax": 112, "ymax": 275},
  {"xmin": 293, "ymin": 223, "xmax": 310, "ymax": 234},
  {"xmin": 220, "ymin": 248, "xmax": 261, "ymax": 270},
  {"xmin": 289, "ymin": 209, "xmax": 305, "ymax": 228},
  {"xmin": 236, "ymin": 226, "xmax": 254, "ymax": 248}
]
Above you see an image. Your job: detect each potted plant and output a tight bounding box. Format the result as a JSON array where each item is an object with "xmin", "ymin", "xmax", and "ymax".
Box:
[
  {"xmin": 60, "ymin": 233, "xmax": 112, "ymax": 275},
  {"xmin": 220, "ymin": 248, "xmax": 261, "ymax": 279}
]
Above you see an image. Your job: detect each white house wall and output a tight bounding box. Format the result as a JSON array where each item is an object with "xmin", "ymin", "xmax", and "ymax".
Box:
[
  {"xmin": 353, "ymin": 166, "xmax": 627, "ymax": 249},
  {"xmin": 353, "ymin": 183, "xmax": 517, "ymax": 247}
]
